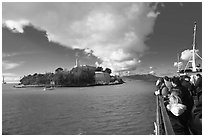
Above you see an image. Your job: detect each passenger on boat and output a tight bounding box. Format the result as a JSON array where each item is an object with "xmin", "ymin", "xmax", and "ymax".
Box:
[
  {"xmin": 194, "ymin": 74, "xmax": 202, "ymax": 100},
  {"xmin": 155, "ymin": 77, "xmax": 170, "ymax": 99},
  {"xmin": 156, "ymin": 78, "xmax": 164, "ymax": 90},
  {"xmin": 189, "ymin": 94, "xmax": 202, "ymax": 135},
  {"xmin": 166, "ymin": 92, "xmax": 186, "ymax": 116},
  {"xmin": 168, "ymin": 76, "xmax": 195, "ymax": 134},
  {"xmin": 166, "ymin": 90, "xmax": 190, "ymax": 135},
  {"xmin": 155, "ymin": 78, "xmax": 164, "ymax": 95},
  {"xmin": 181, "ymin": 75, "xmax": 196, "ymax": 96},
  {"xmin": 171, "ymin": 76, "xmax": 194, "ymax": 113},
  {"xmin": 188, "ymin": 74, "xmax": 202, "ymax": 135},
  {"xmin": 190, "ymin": 75, "xmax": 196, "ymax": 85},
  {"xmin": 161, "ymin": 86, "xmax": 170, "ymax": 99},
  {"xmin": 164, "ymin": 76, "xmax": 172, "ymax": 91}
]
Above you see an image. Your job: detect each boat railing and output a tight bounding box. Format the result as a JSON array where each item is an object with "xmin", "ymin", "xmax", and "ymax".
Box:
[{"xmin": 155, "ymin": 95, "xmax": 175, "ymax": 135}]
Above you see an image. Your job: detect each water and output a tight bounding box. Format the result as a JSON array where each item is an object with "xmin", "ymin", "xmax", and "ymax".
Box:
[{"xmin": 2, "ymin": 80, "xmax": 156, "ymax": 135}]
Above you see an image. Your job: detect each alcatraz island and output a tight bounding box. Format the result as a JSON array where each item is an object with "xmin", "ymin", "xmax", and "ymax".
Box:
[{"xmin": 17, "ymin": 58, "xmax": 124, "ymax": 88}]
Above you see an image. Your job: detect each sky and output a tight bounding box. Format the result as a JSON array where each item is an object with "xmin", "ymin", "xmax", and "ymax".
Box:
[{"xmin": 2, "ymin": 2, "xmax": 202, "ymax": 82}]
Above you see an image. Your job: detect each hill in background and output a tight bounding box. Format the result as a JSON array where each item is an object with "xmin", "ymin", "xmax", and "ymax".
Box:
[{"xmin": 122, "ymin": 74, "xmax": 160, "ymax": 82}]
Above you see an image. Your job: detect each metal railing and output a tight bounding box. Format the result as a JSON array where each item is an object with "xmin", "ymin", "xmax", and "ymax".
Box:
[{"xmin": 155, "ymin": 95, "xmax": 175, "ymax": 135}]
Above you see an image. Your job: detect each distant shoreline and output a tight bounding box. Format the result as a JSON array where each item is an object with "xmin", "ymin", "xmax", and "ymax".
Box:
[{"xmin": 122, "ymin": 74, "xmax": 160, "ymax": 82}]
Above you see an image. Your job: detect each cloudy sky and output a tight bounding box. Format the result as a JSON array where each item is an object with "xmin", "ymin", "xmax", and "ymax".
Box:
[{"xmin": 2, "ymin": 2, "xmax": 202, "ymax": 82}]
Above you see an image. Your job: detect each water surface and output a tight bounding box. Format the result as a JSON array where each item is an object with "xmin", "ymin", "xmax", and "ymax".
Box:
[{"xmin": 2, "ymin": 80, "xmax": 156, "ymax": 135}]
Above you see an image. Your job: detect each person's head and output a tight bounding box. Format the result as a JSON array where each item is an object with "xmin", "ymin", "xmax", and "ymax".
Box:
[
  {"xmin": 164, "ymin": 79, "xmax": 172, "ymax": 91},
  {"xmin": 164, "ymin": 76, "xmax": 169, "ymax": 81},
  {"xmin": 171, "ymin": 76, "xmax": 181, "ymax": 87},
  {"xmin": 196, "ymin": 74, "xmax": 201, "ymax": 78},
  {"xmin": 194, "ymin": 74, "xmax": 202, "ymax": 82},
  {"xmin": 196, "ymin": 74, "xmax": 202, "ymax": 77},
  {"xmin": 156, "ymin": 78, "xmax": 164, "ymax": 89},
  {"xmin": 190, "ymin": 75, "xmax": 196, "ymax": 84},
  {"xmin": 184, "ymin": 75, "xmax": 190, "ymax": 82},
  {"xmin": 161, "ymin": 87, "xmax": 170, "ymax": 97}
]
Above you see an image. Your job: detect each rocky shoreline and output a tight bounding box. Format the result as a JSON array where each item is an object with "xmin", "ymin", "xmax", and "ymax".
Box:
[{"xmin": 13, "ymin": 81, "xmax": 124, "ymax": 88}]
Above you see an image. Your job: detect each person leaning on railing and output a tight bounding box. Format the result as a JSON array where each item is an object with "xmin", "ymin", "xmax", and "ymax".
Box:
[
  {"xmin": 167, "ymin": 77, "xmax": 192, "ymax": 135},
  {"xmin": 155, "ymin": 77, "xmax": 171, "ymax": 98},
  {"xmin": 155, "ymin": 76, "xmax": 193, "ymax": 135},
  {"xmin": 155, "ymin": 77, "xmax": 188, "ymax": 134},
  {"xmin": 172, "ymin": 77, "xmax": 194, "ymax": 115}
]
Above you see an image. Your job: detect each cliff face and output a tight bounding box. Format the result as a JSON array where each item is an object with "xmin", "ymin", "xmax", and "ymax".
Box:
[{"xmin": 122, "ymin": 74, "xmax": 160, "ymax": 82}]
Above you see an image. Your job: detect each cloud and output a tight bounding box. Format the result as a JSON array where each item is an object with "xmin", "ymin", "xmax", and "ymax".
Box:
[
  {"xmin": 174, "ymin": 61, "xmax": 183, "ymax": 68},
  {"xmin": 2, "ymin": 61, "xmax": 22, "ymax": 70},
  {"xmin": 2, "ymin": 3, "xmax": 160, "ymax": 72},
  {"xmin": 101, "ymin": 58, "xmax": 141, "ymax": 72},
  {"xmin": 149, "ymin": 70, "xmax": 156, "ymax": 75},
  {"xmin": 3, "ymin": 20, "xmax": 29, "ymax": 33},
  {"xmin": 147, "ymin": 11, "xmax": 160, "ymax": 18},
  {"xmin": 180, "ymin": 49, "xmax": 199, "ymax": 61}
]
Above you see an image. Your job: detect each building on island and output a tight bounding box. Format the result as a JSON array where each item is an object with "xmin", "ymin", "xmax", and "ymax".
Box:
[
  {"xmin": 95, "ymin": 71, "xmax": 111, "ymax": 84},
  {"xmin": 72, "ymin": 57, "xmax": 111, "ymax": 84}
]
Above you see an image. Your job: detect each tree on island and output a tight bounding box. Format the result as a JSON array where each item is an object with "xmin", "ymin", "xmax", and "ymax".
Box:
[
  {"xmin": 55, "ymin": 67, "xmax": 64, "ymax": 73},
  {"xmin": 104, "ymin": 68, "xmax": 112, "ymax": 74},
  {"xmin": 20, "ymin": 73, "xmax": 54, "ymax": 85},
  {"xmin": 95, "ymin": 67, "xmax": 103, "ymax": 72},
  {"xmin": 20, "ymin": 66, "xmax": 95, "ymax": 86}
]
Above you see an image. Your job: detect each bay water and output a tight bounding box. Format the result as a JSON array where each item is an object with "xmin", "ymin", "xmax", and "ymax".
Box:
[{"xmin": 2, "ymin": 80, "xmax": 156, "ymax": 135}]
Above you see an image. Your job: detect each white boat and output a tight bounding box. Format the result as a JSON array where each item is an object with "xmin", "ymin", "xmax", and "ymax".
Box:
[
  {"xmin": 14, "ymin": 84, "xmax": 25, "ymax": 88},
  {"xmin": 2, "ymin": 76, "xmax": 6, "ymax": 84},
  {"xmin": 43, "ymin": 86, "xmax": 55, "ymax": 91}
]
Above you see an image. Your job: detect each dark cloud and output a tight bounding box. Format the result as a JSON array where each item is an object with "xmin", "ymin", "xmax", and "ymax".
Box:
[{"xmin": 2, "ymin": 24, "xmax": 100, "ymax": 76}]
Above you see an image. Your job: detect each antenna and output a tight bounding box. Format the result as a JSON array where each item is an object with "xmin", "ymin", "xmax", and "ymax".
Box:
[
  {"xmin": 192, "ymin": 21, "xmax": 197, "ymax": 72},
  {"xmin": 178, "ymin": 21, "xmax": 202, "ymax": 74},
  {"xmin": 184, "ymin": 21, "xmax": 200, "ymax": 72}
]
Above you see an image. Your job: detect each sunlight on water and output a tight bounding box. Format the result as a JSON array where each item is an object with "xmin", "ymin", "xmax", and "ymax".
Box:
[{"xmin": 2, "ymin": 80, "xmax": 156, "ymax": 135}]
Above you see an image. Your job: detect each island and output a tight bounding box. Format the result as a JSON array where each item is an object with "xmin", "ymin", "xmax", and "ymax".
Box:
[{"xmin": 18, "ymin": 65, "xmax": 124, "ymax": 88}]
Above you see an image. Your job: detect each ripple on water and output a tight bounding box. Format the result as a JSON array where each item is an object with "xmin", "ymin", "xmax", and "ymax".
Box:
[{"xmin": 2, "ymin": 81, "xmax": 156, "ymax": 135}]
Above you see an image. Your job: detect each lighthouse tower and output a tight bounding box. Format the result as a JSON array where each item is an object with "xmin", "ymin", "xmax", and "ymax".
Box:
[
  {"xmin": 75, "ymin": 58, "xmax": 80, "ymax": 67},
  {"xmin": 74, "ymin": 52, "xmax": 80, "ymax": 68}
]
